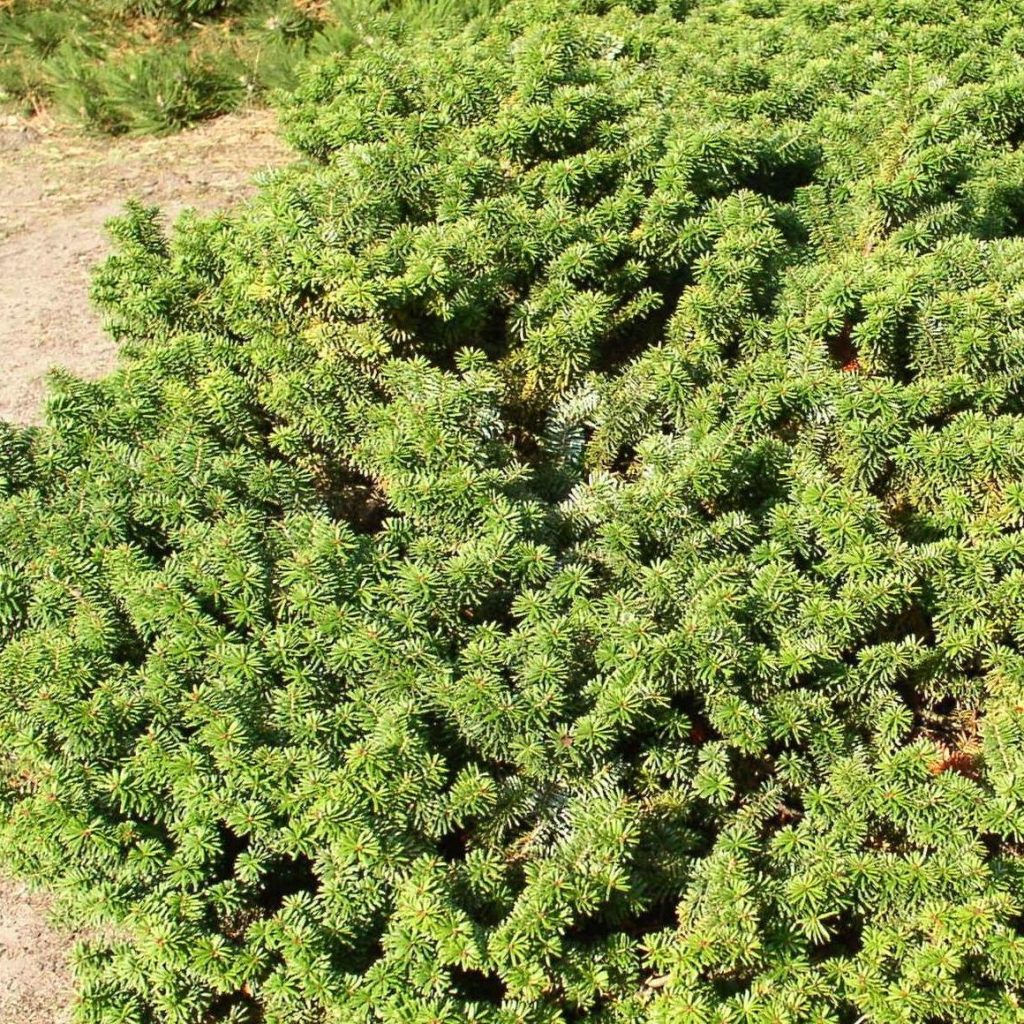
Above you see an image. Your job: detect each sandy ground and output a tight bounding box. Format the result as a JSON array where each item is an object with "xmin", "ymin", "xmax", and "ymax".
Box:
[
  {"xmin": 0, "ymin": 107, "xmax": 292, "ymax": 1023},
  {"xmin": 0, "ymin": 878, "xmax": 76, "ymax": 1024},
  {"xmin": 0, "ymin": 107, "xmax": 292, "ymax": 425}
]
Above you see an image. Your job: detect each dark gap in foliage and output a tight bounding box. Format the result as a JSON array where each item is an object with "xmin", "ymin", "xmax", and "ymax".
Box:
[
  {"xmin": 864, "ymin": 458, "xmax": 896, "ymax": 503},
  {"xmin": 736, "ymin": 155, "xmax": 821, "ymax": 207},
  {"xmin": 449, "ymin": 963, "xmax": 507, "ymax": 1003},
  {"xmin": 333, "ymin": 479, "xmax": 390, "ymax": 534},
  {"xmin": 419, "ymin": 709, "xmax": 478, "ymax": 780},
  {"xmin": 623, "ymin": 896, "xmax": 684, "ymax": 937},
  {"xmin": 130, "ymin": 525, "xmax": 174, "ymax": 565},
  {"xmin": 386, "ymin": 301, "xmax": 511, "ymax": 370},
  {"xmin": 709, "ymin": 969, "xmax": 757, "ymax": 1000},
  {"xmin": 437, "ymin": 826, "xmax": 471, "ymax": 863},
  {"xmin": 864, "ymin": 818, "xmax": 911, "ymax": 852},
  {"xmin": 667, "ymin": 696, "xmax": 718, "ymax": 740},
  {"xmin": 912, "ymin": 688, "xmax": 985, "ymax": 780},
  {"xmin": 730, "ymin": 749, "xmax": 778, "ymax": 799},
  {"xmin": 516, "ymin": 122, "xmax": 630, "ymax": 169},
  {"xmin": 110, "ymin": 616, "xmax": 149, "ymax": 671},
  {"xmin": 567, "ymin": 893, "xmax": 681, "ymax": 949},
  {"xmin": 1003, "ymin": 904, "xmax": 1024, "ymax": 935},
  {"xmin": 863, "ymin": 599, "xmax": 934, "ymax": 650},
  {"xmin": 734, "ymin": 445, "xmax": 791, "ymax": 511},
  {"xmin": 258, "ymin": 851, "xmax": 318, "ymax": 914},
  {"xmin": 593, "ymin": 271, "xmax": 692, "ymax": 379},
  {"xmin": 770, "ymin": 409, "xmax": 802, "ymax": 446},
  {"xmin": 808, "ymin": 907, "xmax": 863, "ymax": 960},
  {"xmin": 294, "ymin": 285, "xmax": 325, "ymax": 313},
  {"xmin": 386, "ymin": 306, "xmax": 462, "ymax": 364},
  {"xmin": 454, "ymin": 582, "xmax": 521, "ymax": 633},
  {"xmin": 767, "ymin": 790, "xmax": 805, "ymax": 832},
  {"xmin": 885, "ymin": 312, "xmax": 917, "ymax": 386},
  {"xmin": 506, "ymin": 421, "xmax": 542, "ymax": 467},
  {"xmin": 920, "ymin": 402, "xmax": 976, "ymax": 431},
  {"xmin": 196, "ymin": 592, "xmax": 256, "ymax": 639},
  {"xmin": 835, "ymin": 1007, "xmax": 865, "ymax": 1024},
  {"xmin": 333, "ymin": 924, "xmax": 388, "ymax": 978},
  {"xmin": 475, "ymin": 304, "xmax": 518, "ymax": 364},
  {"xmin": 607, "ymin": 444, "xmax": 638, "ymax": 476},
  {"xmin": 216, "ymin": 823, "xmax": 251, "ymax": 881},
  {"xmin": 207, "ymin": 988, "xmax": 263, "ymax": 1024},
  {"xmin": 563, "ymin": 994, "xmax": 611, "ymax": 1022},
  {"xmin": 628, "ymin": 859, "xmax": 699, "ymax": 911},
  {"xmin": 609, "ymin": 723, "xmax": 652, "ymax": 774},
  {"xmin": 882, "ymin": 492, "xmax": 941, "ymax": 543},
  {"xmin": 826, "ymin": 316, "xmax": 861, "ymax": 373},
  {"xmin": 220, "ymin": 903, "xmax": 265, "ymax": 944},
  {"xmin": 772, "ymin": 203, "xmax": 813, "ymax": 251},
  {"xmin": 310, "ymin": 455, "xmax": 389, "ymax": 534},
  {"xmin": 111, "ymin": 813, "xmax": 175, "ymax": 859}
]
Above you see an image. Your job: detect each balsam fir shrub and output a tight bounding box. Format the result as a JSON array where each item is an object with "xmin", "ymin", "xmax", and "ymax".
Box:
[{"xmin": 6, "ymin": 0, "xmax": 1024, "ymax": 1020}]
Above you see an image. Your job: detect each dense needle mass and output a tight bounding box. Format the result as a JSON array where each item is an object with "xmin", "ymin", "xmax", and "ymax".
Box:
[{"xmin": 5, "ymin": 0, "xmax": 1024, "ymax": 1021}]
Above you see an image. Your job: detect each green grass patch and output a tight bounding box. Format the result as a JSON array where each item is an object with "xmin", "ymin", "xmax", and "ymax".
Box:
[{"xmin": 0, "ymin": 0, "xmax": 495, "ymax": 134}]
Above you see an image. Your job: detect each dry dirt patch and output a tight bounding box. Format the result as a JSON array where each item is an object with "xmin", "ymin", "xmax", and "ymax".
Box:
[
  {"xmin": 0, "ymin": 107, "xmax": 292, "ymax": 1024},
  {"xmin": 0, "ymin": 877, "xmax": 77, "ymax": 1024},
  {"xmin": 0, "ymin": 107, "xmax": 292, "ymax": 425}
]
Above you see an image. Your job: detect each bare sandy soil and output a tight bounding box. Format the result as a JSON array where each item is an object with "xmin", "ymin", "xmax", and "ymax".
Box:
[
  {"xmin": 0, "ymin": 107, "xmax": 292, "ymax": 1023},
  {"xmin": 0, "ymin": 107, "xmax": 292, "ymax": 425},
  {"xmin": 0, "ymin": 878, "xmax": 76, "ymax": 1024}
]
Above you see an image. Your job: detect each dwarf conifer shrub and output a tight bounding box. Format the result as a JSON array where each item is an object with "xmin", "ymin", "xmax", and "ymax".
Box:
[{"xmin": 7, "ymin": 0, "xmax": 1024, "ymax": 1021}]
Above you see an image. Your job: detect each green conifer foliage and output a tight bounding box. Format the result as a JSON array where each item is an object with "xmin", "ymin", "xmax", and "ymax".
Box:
[{"xmin": 6, "ymin": 0, "xmax": 1024, "ymax": 1021}]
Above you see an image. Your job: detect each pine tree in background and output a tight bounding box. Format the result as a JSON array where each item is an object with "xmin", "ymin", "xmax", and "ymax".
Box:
[{"xmin": 6, "ymin": 0, "xmax": 1024, "ymax": 1021}]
